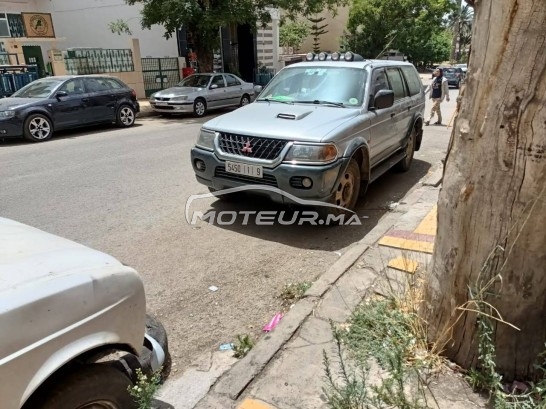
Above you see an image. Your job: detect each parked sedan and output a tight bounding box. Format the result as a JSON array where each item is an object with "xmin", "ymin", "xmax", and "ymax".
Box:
[
  {"xmin": 149, "ymin": 73, "xmax": 255, "ymax": 117},
  {"xmin": 0, "ymin": 75, "xmax": 139, "ymax": 142},
  {"xmin": 438, "ymin": 67, "xmax": 465, "ymax": 88}
]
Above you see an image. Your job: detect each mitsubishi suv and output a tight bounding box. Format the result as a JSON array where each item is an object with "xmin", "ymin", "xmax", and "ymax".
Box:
[{"xmin": 190, "ymin": 52, "xmax": 425, "ymax": 214}]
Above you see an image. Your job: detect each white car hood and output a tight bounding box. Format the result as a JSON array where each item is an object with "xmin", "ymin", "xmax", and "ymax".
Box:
[{"xmin": 0, "ymin": 217, "xmax": 122, "ymax": 292}]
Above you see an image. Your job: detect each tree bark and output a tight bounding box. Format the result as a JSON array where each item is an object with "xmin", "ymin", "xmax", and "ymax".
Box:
[{"xmin": 426, "ymin": 0, "xmax": 546, "ymax": 381}]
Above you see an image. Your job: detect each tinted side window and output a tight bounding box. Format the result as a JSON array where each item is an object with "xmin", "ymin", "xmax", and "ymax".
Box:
[
  {"xmin": 211, "ymin": 75, "xmax": 225, "ymax": 88},
  {"xmin": 386, "ymin": 68, "xmax": 407, "ymax": 100},
  {"xmin": 400, "ymin": 66, "xmax": 422, "ymax": 96},
  {"xmin": 225, "ymin": 74, "xmax": 241, "ymax": 87},
  {"xmin": 59, "ymin": 79, "xmax": 85, "ymax": 95},
  {"xmin": 84, "ymin": 78, "xmax": 112, "ymax": 93},
  {"xmin": 106, "ymin": 78, "xmax": 124, "ymax": 89}
]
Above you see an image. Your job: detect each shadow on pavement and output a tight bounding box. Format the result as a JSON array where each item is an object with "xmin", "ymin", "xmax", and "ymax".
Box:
[
  {"xmin": 152, "ymin": 399, "xmax": 174, "ymax": 409},
  {"xmin": 0, "ymin": 123, "xmax": 144, "ymax": 147},
  {"xmin": 189, "ymin": 159, "xmax": 431, "ymax": 252}
]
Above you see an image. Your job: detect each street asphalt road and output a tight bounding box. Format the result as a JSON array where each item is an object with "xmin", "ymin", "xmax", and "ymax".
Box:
[{"xmin": 0, "ymin": 89, "xmax": 456, "ymax": 375}]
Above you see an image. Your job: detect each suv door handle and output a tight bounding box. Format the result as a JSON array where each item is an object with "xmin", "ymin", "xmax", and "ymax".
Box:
[
  {"xmin": 390, "ymin": 112, "xmax": 396, "ymax": 118},
  {"xmin": 81, "ymin": 98, "xmax": 89, "ymax": 102}
]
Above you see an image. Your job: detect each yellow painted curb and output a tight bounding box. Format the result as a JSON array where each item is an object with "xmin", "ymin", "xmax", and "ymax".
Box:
[
  {"xmin": 388, "ymin": 257, "xmax": 420, "ymax": 274},
  {"xmin": 414, "ymin": 205, "xmax": 438, "ymax": 236},
  {"xmin": 238, "ymin": 398, "xmax": 277, "ymax": 409},
  {"xmin": 378, "ymin": 236, "xmax": 434, "ymax": 254}
]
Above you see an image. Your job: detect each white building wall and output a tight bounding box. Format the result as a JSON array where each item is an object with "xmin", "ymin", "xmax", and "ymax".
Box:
[
  {"xmin": 0, "ymin": 0, "xmax": 178, "ymax": 57},
  {"xmin": 1, "ymin": 0, "xmax": 39, "ymax": 13},
  {"xmin": 44, "ymin": 0, "xmax": 178, "ymax": 57}
]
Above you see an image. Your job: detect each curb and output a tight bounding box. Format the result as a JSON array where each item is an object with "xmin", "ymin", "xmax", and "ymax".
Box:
[{"xmin": 198, "ymin": 163, "xmax": 444, "ymax": 405}]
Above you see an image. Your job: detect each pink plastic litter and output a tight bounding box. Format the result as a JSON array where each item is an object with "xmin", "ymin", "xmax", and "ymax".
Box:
[{"xmin": 262, "ymin": 312, "xmax": 283, "ymax": 332}]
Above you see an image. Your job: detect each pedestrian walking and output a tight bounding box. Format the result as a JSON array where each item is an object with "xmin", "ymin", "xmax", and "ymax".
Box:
[{"xmin": 425, "ymin": 68, "xmax": 450, "ymax": 126}]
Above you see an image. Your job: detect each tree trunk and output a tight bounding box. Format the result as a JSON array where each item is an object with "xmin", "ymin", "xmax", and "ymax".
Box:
[{"xmin": 425, "ymin": 0, "xmax": 546, "ymax": 381}]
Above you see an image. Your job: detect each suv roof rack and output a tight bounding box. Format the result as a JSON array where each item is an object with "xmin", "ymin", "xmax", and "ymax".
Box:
[{"xmin": 305, "ymin": 51, "xmax": 365, "ymax": 62}]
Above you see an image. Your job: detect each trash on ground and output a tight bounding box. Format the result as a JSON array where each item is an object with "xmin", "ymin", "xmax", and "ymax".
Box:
[
  {"xmin": 219, "ymin": 343, "xmax": 234, "ymax": 351},
  {"xmin": 334, "ymin": 251, "xmax": 342, "ymax": 256},
  {"xmin": 263, "ymin": 312, "xmax": 283, "ymax": 332},
  {"xmin": 209, "ymin": 285, "xmax": 219, "ymax": 292},
  {"xmin": 387, "ymin": 201, "xmax": 399, "ymax": 210}
]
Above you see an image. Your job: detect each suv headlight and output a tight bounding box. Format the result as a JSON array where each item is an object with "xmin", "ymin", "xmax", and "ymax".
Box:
[
  {"xmin": 196, "ymin": 128, "xmax": 216, "ymax": 151},
  {"xmin": 0, "ymin": 110, "xmax": 15, "ymax": 119},
  {"xmin": 284, "ymin": 143, "xmax": 338, "ymax": 164}
]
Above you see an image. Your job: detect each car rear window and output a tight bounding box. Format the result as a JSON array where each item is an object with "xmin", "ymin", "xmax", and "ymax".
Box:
[
  {"xmin": 106, "ymin": 78, "xmax": 124, "ymax": 89},
  {"xmin": 400, "ymin": 66, "xmax": 422, "ymax": 96},
  {"xmin": 386, "ymin": 68, "xmax": 407, "ymax": 100}
]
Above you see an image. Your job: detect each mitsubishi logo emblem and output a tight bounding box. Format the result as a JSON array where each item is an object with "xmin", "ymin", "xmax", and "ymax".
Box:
[{"xmin": 242, "ymin": 140, "xmax": 253, "ymax": 153}]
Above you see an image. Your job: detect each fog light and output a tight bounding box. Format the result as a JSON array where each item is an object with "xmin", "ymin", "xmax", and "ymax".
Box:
[
  {"xmin": 302, "ymin": 177, "xmax": 313, "ymax": 188},
  {"xmin": 0, "ymin": 130, "xmax": 6, "ymax": 134},
  {"xmin": 195, "ymin": 159, "xmax": 206, "ymax": 171},
  {"xmin": 344, "ymin": 51, "xmax": 354, "ymax": 61}
]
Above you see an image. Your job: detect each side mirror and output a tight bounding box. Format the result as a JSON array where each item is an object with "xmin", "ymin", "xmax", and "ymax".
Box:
[
  {"xmin": 55, "ymin": 91, "xmax": 68, "ymax": 99},
  {"xmin": 373, "ymin": 89, "xmax": 395, "ymax": 110},
  {"xmin": 254, "ymin": 85, "xmax": 263, "ymax": 94},
  {"xmin": 210, "ymin": 84, "xmax": 218, "ymax": 89}
]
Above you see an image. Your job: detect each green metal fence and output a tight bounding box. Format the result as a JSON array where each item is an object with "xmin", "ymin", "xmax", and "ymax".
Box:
[
  {"xmin": 64, "ymin": 48, "xmax": 135, "ymax": 74},
  {"xmin": 141, "ymin": 57, "xmax": 180, "ymax": 97}
]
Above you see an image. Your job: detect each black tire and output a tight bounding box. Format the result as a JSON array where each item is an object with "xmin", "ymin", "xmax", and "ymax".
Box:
[
  {"xmin": 23, "ymin": 114, "xmax": 53, "ymax": 142},
  {"xmin": 208, "ymin": 187, "xmax": 240, "ymax": 202},
  {"xmin": 455, "ymin": 81, "xmax": 460, "ymax": 89},
  {"xmin": 29, "ymin": 364, "xmax": 136, "ymax": 409},
  {"xmin": 193, "ymin": 98, "xmax": 207, "ymax": 117},
  {"xmin": 317, "ymin": 158, "xmax": 361, "ymax": 222},
  {"xmin": 116, "ymin": 105, "xmax": 136, "ymax": 127},
  {"xmin": 395, "ymin": 127, "xmax": 416, "ymax": 172},
  {"xmin": 240, "ymin": 94, "xmax": 251, "ymax": 107},
  {"xmin": 139, "ymin": 314, "xmax": 170, "ymax": 380}
]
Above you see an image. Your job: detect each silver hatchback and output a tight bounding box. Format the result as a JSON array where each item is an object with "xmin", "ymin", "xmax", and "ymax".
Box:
[{"xmin": 190, "ymin": 52, "xmax": 425, "ymax": 214}]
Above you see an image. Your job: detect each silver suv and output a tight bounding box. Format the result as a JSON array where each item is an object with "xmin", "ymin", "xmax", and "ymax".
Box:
[{"xmin": 190, "ymin": 52, "xmax": 425, "ymax": 212}]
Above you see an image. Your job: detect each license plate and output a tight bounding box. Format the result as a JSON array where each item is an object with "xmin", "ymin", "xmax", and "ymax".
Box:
[
  {"xmin": 225, "ymin": 161, "xmax": 263, "ymax": 178},
  {"xmin": 155, "ymin": 101, "xmax": 168, "ymax": 106}
]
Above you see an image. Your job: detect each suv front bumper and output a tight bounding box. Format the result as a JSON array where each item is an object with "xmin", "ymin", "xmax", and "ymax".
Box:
[{"xmin": 190, "ymin": 147, "xmax": 349, "ymax": 204}]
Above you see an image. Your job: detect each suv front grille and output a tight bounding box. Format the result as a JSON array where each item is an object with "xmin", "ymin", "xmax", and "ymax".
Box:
[{"xmin": 218, "ymin": 133, "xmax": 288, "ymax": 161}]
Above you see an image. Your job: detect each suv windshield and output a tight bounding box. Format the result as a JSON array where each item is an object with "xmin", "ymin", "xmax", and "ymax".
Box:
[
  {"xmin": 258, "ymin": 66, "xmax": 367, "ymax": 107},
  {"xmin": 178, "ymin": 75, "xmax": 211, "ymax": 88},
  {"xmin": 11, "ymin": 79, "xmax": 64, "ymax": 98}
]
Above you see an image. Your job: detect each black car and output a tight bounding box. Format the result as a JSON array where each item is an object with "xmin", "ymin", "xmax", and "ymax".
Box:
[
  {"xmin": 438, "ymin": 67, "xmax": 464, "ymax": 88},
  {"xmin": 0, "ymin": 75, "xmax": 140, "ymax": 142}
]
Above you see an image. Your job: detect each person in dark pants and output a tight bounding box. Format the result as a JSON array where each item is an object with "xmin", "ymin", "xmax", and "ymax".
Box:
[{"xmin": 425, "ymin": 68, "xmax": 450, "ymax": 126}]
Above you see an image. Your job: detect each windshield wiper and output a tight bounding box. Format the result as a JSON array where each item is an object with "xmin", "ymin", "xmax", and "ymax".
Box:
[
  {"xmin": 257, "ymin": 97, "xmax": 293, "ymax": 104},
  {"xmin": 293, "ymin": 100, "xmax": 345, "ymax": 107}
]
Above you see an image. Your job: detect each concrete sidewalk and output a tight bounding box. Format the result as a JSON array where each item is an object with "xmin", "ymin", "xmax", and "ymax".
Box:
[
  {"xmin": 151, "ymin": 160, "xmax": 448, "ymax": 409},
  {"xmin": 190, "ymin": 164, "xmax": 444, "ymax": 409}
]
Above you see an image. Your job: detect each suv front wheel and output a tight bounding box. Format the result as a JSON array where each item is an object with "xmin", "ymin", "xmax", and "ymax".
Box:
[{"xmin": 317, "ymin": 158, "xmax": 361, "ymax": 221}]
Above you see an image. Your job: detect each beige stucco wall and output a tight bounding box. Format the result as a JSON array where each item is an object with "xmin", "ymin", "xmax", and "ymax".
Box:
[{"xmin": 300, "ymin": 6, "xmax": 349, "ymax": 53}]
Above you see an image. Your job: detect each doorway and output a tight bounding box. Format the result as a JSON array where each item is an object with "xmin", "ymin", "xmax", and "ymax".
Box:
[{"xmin": 22, "ymin": 45, "xmax": 46, "ymax": 78}]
